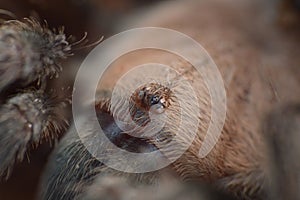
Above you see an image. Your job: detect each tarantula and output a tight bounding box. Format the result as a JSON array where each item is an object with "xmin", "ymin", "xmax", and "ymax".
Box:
[{"xmin": 0, "ymin": 0, "xmax": 300, "ymax": 199}]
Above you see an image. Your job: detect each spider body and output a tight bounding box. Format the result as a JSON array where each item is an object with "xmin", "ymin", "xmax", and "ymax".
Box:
[
  {"xmin": 39, "ymin": 0, "xmax": 300, "ymax": 199},
  {"xmin": 0, "ymin": 0, "xmax": 299, "ymax": 199}
]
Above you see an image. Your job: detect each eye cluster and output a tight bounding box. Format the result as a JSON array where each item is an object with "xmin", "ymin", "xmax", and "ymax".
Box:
[
  {"xmin": 127, "ymin": 82, "xmax": 172, "ymax": 126},
  {"xmin": 150, "ymin": 95, "xmax": 160, "ymax": 105},
  {"xmin": 132, "ymin": 82, "xmax": 172, "ymax": 112}
]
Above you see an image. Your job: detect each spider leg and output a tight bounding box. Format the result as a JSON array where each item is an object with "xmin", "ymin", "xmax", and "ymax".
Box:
[{"xmin": 0, "ymin": 90, "xmax": 67, "ymax": 180}]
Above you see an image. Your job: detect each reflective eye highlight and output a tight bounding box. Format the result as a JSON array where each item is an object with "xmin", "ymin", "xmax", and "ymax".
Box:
[{"xmin": 150, "ymin": 95, "xmax": 160, "ymax": 105}]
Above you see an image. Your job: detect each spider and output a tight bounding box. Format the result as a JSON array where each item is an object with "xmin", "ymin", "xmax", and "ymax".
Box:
[{"xmin": 0, "ymin": 0, "xmax": 300, "ymax": 199}]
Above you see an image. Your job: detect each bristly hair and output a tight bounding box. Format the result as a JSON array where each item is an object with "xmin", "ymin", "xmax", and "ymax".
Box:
[
  {"xmin": 0, "ymin": 17, "xmax": 72, "ymax": 91},
  {"xmin": 0, "ymin": 89, "xmax": 69, "ymax": 180}
]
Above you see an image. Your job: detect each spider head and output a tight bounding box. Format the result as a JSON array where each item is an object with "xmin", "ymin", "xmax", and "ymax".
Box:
[{"xmin": 129, "ymin": 83, "xmax": 172, "ymax": 125}]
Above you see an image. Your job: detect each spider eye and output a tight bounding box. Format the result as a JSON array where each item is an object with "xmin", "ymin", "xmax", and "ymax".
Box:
[
  {"xmin": 150, "ymin": 95, "xmax": 160, "ymax": 105},
  {"xmin": 138, "ymin": 90, "xmax": 145, "ymax": 100}
]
